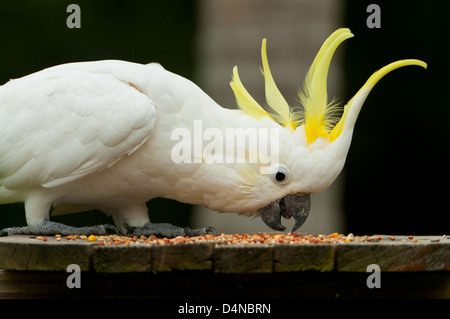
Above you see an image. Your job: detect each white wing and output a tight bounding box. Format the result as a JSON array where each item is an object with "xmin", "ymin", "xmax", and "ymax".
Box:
[{"xmin": 0, "ymin": 61, "xmax": 156, "ymax": 189}]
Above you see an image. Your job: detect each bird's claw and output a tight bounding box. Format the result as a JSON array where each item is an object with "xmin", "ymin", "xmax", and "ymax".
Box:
[
  {"xmin": 125, "ymin": 222, "xmax": 217, "ymax": 238},
  {"xmin": 0, "ymin": 221, "xmax": 119, "ymax": 236}
]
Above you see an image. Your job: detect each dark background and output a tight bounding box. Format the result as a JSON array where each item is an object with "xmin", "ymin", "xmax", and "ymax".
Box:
[
  {"xmin": 0, "ymin": 0, "xmax": 448, "ymax": 235},
  {"xmin": 343, "ymin": 0, "xmax": 449, "ymax": 235}
]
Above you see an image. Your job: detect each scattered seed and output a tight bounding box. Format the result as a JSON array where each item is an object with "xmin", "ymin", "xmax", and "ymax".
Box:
[{"xmin": 28, "ymin": 232, "xmax": 436, "ymax": 246}]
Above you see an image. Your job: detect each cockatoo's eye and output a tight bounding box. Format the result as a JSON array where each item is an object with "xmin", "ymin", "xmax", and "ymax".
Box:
[
  {"xmin": 269, "ymin": 164, "xmax": 290, "ymax": 185},
  {"xmin": 275, "ymin": 171, "xmax": 286, "ymax": 182}
]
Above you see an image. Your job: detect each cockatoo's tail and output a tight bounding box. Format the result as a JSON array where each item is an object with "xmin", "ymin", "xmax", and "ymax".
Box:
[{"xmin": 231, "ymin": 28, "xmax": 427, "ymax": 231}]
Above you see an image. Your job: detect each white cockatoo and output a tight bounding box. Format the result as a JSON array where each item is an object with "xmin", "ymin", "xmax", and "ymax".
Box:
[{"xmin": 0, "ymin": 28, "xmax": 426, "ymax": 237}]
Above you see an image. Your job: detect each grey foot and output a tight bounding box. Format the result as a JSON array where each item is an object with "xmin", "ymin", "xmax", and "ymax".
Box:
[
  {"xmin": 125, "ymin": 222, "xmax": 217, "ymax": 238},
  {"xmin": 0, "ymin": 220, "xmax": 119, "ymax": 236}
]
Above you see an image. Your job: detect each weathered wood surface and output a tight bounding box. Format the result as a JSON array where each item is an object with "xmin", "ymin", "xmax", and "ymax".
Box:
[{"xmin": 0, "ymin": 235, "xmax": 449, "ymax": 273}]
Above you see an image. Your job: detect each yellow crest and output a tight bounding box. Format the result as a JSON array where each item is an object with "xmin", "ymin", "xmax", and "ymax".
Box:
[{"xmin": 230, "ymin": 28, "xmax": 427, "ymax": 145}]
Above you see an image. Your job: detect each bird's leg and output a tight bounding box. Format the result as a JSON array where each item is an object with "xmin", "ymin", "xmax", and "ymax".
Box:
[
  {"xmin": 0, "ymin": 194, "xmax": 119, "ymax": 236},
  {"xmin": 0, "ymin": 220, "xmax": 119, "ymax": 237},
  {"xmin": 125, "ymin": 222, "xmax": 217, "ymax": 238}
]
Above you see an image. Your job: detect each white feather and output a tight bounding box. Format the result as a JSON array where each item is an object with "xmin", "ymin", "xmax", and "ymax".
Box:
[{"xmin": 0, "ymin": 61, "xmax": 156, "ymax": 190}]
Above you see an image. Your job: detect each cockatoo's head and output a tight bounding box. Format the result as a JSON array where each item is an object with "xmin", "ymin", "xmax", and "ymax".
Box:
[{"xmin": 229, "ymin": 28, "xmax": 426, "ymax": 232}]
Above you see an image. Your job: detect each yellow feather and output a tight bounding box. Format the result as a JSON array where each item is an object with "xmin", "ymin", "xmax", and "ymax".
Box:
[
  {"xmin": 231, "ymin": 39, "xmax": 300, "ymax": 130},
  {"xmin": 230, "ymin": 66, "xmax": 271, "ymax": 120},
  {"xmin": 230, "ymin": 29, "xmax": 426, "ymax": 145},
  {"xmin": 329, "ymin": 59, "xmax": 428, "ymax": 141},
  {"xmin": 260, "ymin": 38, "xmax": 292, "ymax": 128},
  {"xmin": 298, "ymin": 28, "xmax": 354, "ymax": 144}
]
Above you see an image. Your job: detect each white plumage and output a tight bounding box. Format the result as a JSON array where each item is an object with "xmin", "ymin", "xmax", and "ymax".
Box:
[
  {"xmin": 1, "ymin": 60, "xmax": 288, "ymax": 233},
  {"xmin": 0, "ymin": 61, "xmax": 156, "ymax": 189}
]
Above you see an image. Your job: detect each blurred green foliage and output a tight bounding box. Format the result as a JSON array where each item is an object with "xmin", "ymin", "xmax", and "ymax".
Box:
[{"xmin": 0, "ymin": 0, "xmax": 196, "ymax": 82}]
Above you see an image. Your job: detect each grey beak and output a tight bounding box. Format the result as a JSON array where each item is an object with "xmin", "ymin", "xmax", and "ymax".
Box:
[{"xmin": 258, "ymin": 194, "xmax": 310, "ymax": 232}]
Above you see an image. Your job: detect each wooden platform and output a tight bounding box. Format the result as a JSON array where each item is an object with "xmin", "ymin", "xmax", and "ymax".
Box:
[
  {"xmin": 0, "ymin": 234, "xmax": 449, "ymax": 299},
  {"xmin": 1, "ymin": 234, "xmax": 449, "ymax": 273}
]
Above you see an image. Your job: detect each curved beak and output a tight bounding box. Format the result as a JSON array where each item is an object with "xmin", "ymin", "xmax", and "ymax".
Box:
[{"xmin": 258, "ymin": 194, "xmax": 311, "ymax": 232}]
